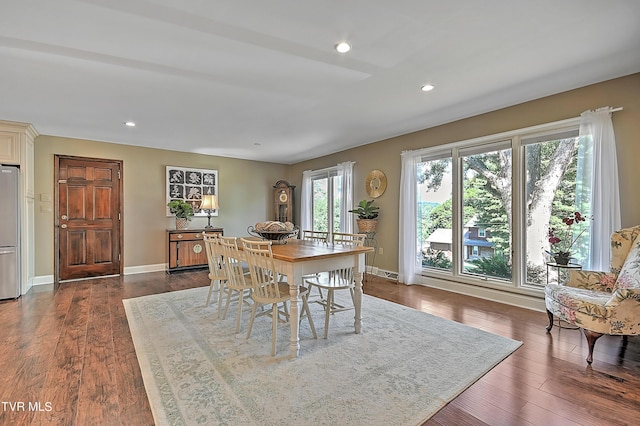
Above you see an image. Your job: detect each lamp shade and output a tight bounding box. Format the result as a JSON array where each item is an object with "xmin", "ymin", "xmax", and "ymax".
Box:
[{"xmin": 200, "ymin": 194, "xmax": 218, "ymax": 211}]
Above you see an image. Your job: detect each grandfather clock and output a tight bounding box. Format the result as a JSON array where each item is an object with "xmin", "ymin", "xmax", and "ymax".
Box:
[{"xmin": 273, "ymin": 180, "xmax": 295, "ymax": 223}]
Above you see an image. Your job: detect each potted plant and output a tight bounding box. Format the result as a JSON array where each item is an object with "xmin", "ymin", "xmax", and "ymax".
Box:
[
  {"xmin": 167, "ymin": 200, "xmax": 194, "ymax": 230},
  {"xmin": 349, "ymin": 199, "xmax": 380, "ymax": 233}
]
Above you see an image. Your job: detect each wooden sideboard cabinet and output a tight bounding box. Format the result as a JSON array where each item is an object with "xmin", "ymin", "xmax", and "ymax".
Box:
[{"xmin": 167, "ymin": 228, "xmax": 223, "ymax": 273}]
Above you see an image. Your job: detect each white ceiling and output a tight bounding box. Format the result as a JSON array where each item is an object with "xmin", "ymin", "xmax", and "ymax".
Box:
[{"xmin": 1, "ymin": 0, "xmax": 639, "ymax": 164}]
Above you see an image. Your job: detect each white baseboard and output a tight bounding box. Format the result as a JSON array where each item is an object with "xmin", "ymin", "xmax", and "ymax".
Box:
[
  {"xmin": 365, "ymin": 267, "xmax": 544, "ymax": 312},
  {"xmin": 420, "ymin": 275, "xmax": 546, "ymax": 312},
  {"xmin": 33, "ymin": 264, "xmax": 168, "ymax": 286},
  {"xmin": 124, "ymin": 263, "xmax": 167, "ymax": 275},
  {"xmin": 33, "ymin": 275, "xmax": 54, "ymax": 286}
]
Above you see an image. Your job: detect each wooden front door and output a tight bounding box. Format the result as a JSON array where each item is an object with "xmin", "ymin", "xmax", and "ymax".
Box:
[{"xmin": 56, "ymin": 155, "xmax": 123, "ymax": 282}]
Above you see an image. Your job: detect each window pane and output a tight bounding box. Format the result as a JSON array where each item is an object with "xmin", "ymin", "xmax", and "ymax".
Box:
[
  {"xmin": 311, "ymin": 174, "xmax": 343, "ymax": 233},
  {"xmin": 417, "ymin": 157, "xmax": 453, "ymax": 272},
  {"xmin": 524, "ymin": 135, "xmax": 583, "ymax": 286},
  {"xmin": 333, "ymin": 175, "xmax": 342, "ymax": 232},
  {"xmin": 312, "ymin": 178, "xmax": 328, "ymax": 232},
  {"xmin": 461, "ymin": 145, "xmax": 512, "ymax": 280}
]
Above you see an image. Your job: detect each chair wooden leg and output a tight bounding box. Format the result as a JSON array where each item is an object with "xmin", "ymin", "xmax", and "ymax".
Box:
[
  {"xmin": 545, "ymin": 309, "xmax": 554, "ymax": 332},
  {"xmin": 222, "ymin": 290, "xmax": 233, "ymax": 320},
  {"xmin": 217, "ymin": 284, "xmax": 226, "ymax": 319},
  {"xmin": 205, "ymin": 279, "xmax": 216, "ymax": 306},
  {"xmin": 245, "ymin": 302, "xmax": 259, "ymax": 340},
  {"xmin": 302, "ymin": 294, "xmax": 317, "ymax": 339},
  {"xmin": 235, "ymin": 289, "xmax": 244, "ymax": 333},
  {"xmin": 582, "ymin": 329, "xmax": 604, "ymax": 364},
  {"xmin": 324, "ymin": 290, "xmax": 333, "ymax": 339},
  {"xmin": 272, "ymin": 304, "xmax": 278, "ymax": 356}
]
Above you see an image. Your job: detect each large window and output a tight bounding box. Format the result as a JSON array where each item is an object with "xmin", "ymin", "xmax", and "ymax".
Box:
[
  {"xmin": 523, "ymin": 129, "xmax": 581, "ymax": 285},
  {"xmin": 311, "ymin": 171, "xmax": 342, "ymax": 233},
  {"xmin": 417, "ymin": 153, "xmax": 453, "ymax": 272},
  {"xmin": 460, "ymin": 142, "xmax": 512, "ymax": 280},
  {"xmin": 300, "ymin": 162, "xmax": 354, "ymax": 237},
  {"xmin": 406, "ymin": 123, "xmax": 591, "ymax": 291}
]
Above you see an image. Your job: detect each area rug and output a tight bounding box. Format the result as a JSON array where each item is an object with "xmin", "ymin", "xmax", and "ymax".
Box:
[{"xmin": 123, "ymin": 287, "xmax": 522, "ymax": 425}]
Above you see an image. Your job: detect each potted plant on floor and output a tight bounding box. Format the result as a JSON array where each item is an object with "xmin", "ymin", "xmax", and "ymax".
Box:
[
  {"xmin": 349, "ymin": 199, "xmax": 380, "ymax": 233},
  {"xmin": 167, "ymin": 200, "xmax": 194, "ymax": 230}
]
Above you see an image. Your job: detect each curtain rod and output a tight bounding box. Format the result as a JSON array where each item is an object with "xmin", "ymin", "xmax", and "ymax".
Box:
[
  {"xmin": 583, "ymin": 106, "xmax": 623, "ymax": 114},
  {"xmin": 401, "ymin": 106, "xmax": 623, "ymax": 156}
]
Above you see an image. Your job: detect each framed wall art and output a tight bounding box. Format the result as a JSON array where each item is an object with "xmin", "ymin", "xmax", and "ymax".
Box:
[{"xmin": 166, "ymin": 166, "xmax": 218, "ymax": 217}]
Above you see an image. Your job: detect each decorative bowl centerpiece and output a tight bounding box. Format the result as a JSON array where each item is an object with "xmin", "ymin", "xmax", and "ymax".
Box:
[{"xmin": 247, "ymin": 221, "xmax": 299, "ymax": 244}]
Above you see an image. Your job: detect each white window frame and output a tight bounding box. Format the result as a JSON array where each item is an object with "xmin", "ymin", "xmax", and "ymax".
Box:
[
  {"xmin": 300, "ymin": 162, "xmax": 354, "ymax": 237},
  {"xmin": 400, "ymin": 116, "xmax": 585, "ymax": 296}
]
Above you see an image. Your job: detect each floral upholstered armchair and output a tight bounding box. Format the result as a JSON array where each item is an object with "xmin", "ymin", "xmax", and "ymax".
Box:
[{"xmin": 544, "ymin": 225, "xmax": 640, "ymax": 364}]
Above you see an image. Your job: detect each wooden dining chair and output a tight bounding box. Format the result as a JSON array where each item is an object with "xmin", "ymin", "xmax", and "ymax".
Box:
[
  {"xmin": 302, "ymin": 230, "xmax": 329, "ymax": 243},
  {"xmin": 202, "ymin": 231, "xmax": 226, "ymax": 317},
  {"xmin": 305, "ymin": 232, "xmax": 366, "ymax": 338},
  {"xmin": 219, "ymin": 236, "xmax": 254, "ymax": 333},
  {"xmin": 332, "ymin": 232, "xmax": 366, "ymax": 246},
  {"xmin": 240, "ymin": 238, "xmax": 317, "ymax": 356},
  {"xmin": 301, "ymin": 230, "xmax": 330, "ymax": 298}
]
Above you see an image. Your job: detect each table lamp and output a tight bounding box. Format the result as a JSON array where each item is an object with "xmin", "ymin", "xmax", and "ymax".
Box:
[{"xmin": 200, "ymin": 194, "xmax": 218, "ymax": 229}]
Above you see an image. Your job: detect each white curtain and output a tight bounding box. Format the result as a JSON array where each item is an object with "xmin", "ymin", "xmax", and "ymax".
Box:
[
  {"xmin": 577, "ymin": 107, "xmax": 621, "ymax": 270},
  {"xmin": 300, "ymin": 170, "xmax": 313, "ymax": 233},
  {"xmin": 337, "ymin": 161, "xmax": 354, "ymax": 233},
  {"xmin": 398, "ymin": 151, "xmax": 419, "ymax": 284}
]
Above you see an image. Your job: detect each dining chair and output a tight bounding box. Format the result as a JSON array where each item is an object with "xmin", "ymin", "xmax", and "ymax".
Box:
[
  {"xmin": 302, "ymin": 230, "xmax": 330, "ymax": 298},
  {"xmin": 305, "ymin": 232, "xmax": 366, "ymax": 338},
  {"xmin": 240, "ymin": 238, "xmax": 317, "ymax": 356},
  {"xmin": 219, "ymin": 236, "xmax": 254, "ymax": 333},
  {"xmin": 332, "ymin": 232, "xmax": 366, "ymax": 246},
  {"xmin": 302, "ymin": 230, "xmax": 329, "ymax": 243},
  {"xmin": 202, "ymin": 231, "xmax": 226, "ymax": 317}
]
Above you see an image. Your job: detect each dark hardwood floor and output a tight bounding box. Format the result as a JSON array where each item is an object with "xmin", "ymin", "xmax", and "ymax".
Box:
[{"xmin": 0, "ymin": 271, "xmax": 638, "ymax": 425}]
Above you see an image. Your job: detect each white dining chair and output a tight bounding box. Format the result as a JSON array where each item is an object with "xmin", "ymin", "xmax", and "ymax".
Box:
[
  {"xmin": 302, "ymin": 230, "xmax": 329, "ymax": 243},
  {"xmin": 241, "ymin": 238, "xmax": 317, "ymax": 356},
  {"xmin": 219, "ymin": 236, "xmax": 254, "ymax": 333},
  {"xmin": 305, "ymin": 232, "xmax": 366, "ymax": 338},
  {"xmin": 202, "ymin": 231, "xmax": 226, "ymax": 317},
  {"xmin": 301, "ymin": 230, "xmax": 330, "ymax": 298}
]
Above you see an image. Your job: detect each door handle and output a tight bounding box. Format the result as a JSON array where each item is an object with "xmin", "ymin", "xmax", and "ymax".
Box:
[
  {"xmin": 61, "ymin": 215, "xmax": 68, "ymax": 220},
  {"xmin": 61, "ymin": 224, "xmax": 67, "ymax": 229}
]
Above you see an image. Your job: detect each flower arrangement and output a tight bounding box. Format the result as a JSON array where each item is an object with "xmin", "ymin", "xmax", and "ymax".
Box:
[{"xmin": 547, "ymin": 211, "xmax": 590, "ymax": 264}]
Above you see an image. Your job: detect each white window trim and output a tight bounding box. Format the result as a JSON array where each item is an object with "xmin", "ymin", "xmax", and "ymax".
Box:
[
  {"xmin": 400, "ymin": 116, "xmax": 583, "ymax": 297},
  {"xmin": 300, "ymin": 162, "xmax": 354, "ymax": 237}
]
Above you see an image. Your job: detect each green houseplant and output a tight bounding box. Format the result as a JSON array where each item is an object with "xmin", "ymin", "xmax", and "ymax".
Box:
[
  {"xmin": 349, "ymin": 199, "xmax": 380, "ymax": 233},
  {"xmin": 167, "ymin": 200, "xmax": 194, "ymax": 229}
]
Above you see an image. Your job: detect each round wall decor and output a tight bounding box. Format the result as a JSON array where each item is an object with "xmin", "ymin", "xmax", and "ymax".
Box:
[{"xmin": 365, "ymin": 169, "xmax": 387, "ymax": 198}]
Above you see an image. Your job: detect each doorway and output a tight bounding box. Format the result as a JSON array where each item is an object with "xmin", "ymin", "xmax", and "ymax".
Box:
[{"xmin": 55, "ymin": 155, "xmax": 123, "ymax": 283}]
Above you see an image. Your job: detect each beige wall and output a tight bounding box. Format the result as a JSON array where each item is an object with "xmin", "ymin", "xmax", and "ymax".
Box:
[
  {"xmin": 31, "ymin": 73, "xmax": 640, "ymax": 278},
  {"xmin": 34, "ymin": 137, "xmax": 287, "ymax": 276},
  {"xmin": 287, "ymin": 73, "xmax": 640, "ymax": 274}
]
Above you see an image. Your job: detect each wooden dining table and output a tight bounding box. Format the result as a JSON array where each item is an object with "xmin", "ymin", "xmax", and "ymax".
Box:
[{"xmin": 242, "ymin": 238, "xmax": 373, "ymax": 358}]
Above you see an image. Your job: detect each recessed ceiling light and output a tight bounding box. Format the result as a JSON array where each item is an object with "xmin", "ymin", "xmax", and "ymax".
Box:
[
  {"xmin": 335, "ymin": 42, "xmax": 351, "ymax": 53},
  {"xmin": 124, "ymin": 121, "xmax": 136, "ymax": 127},
  {"xmin": 421, "ymin": 84, "xmax": 435, "ymax": 92}
]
